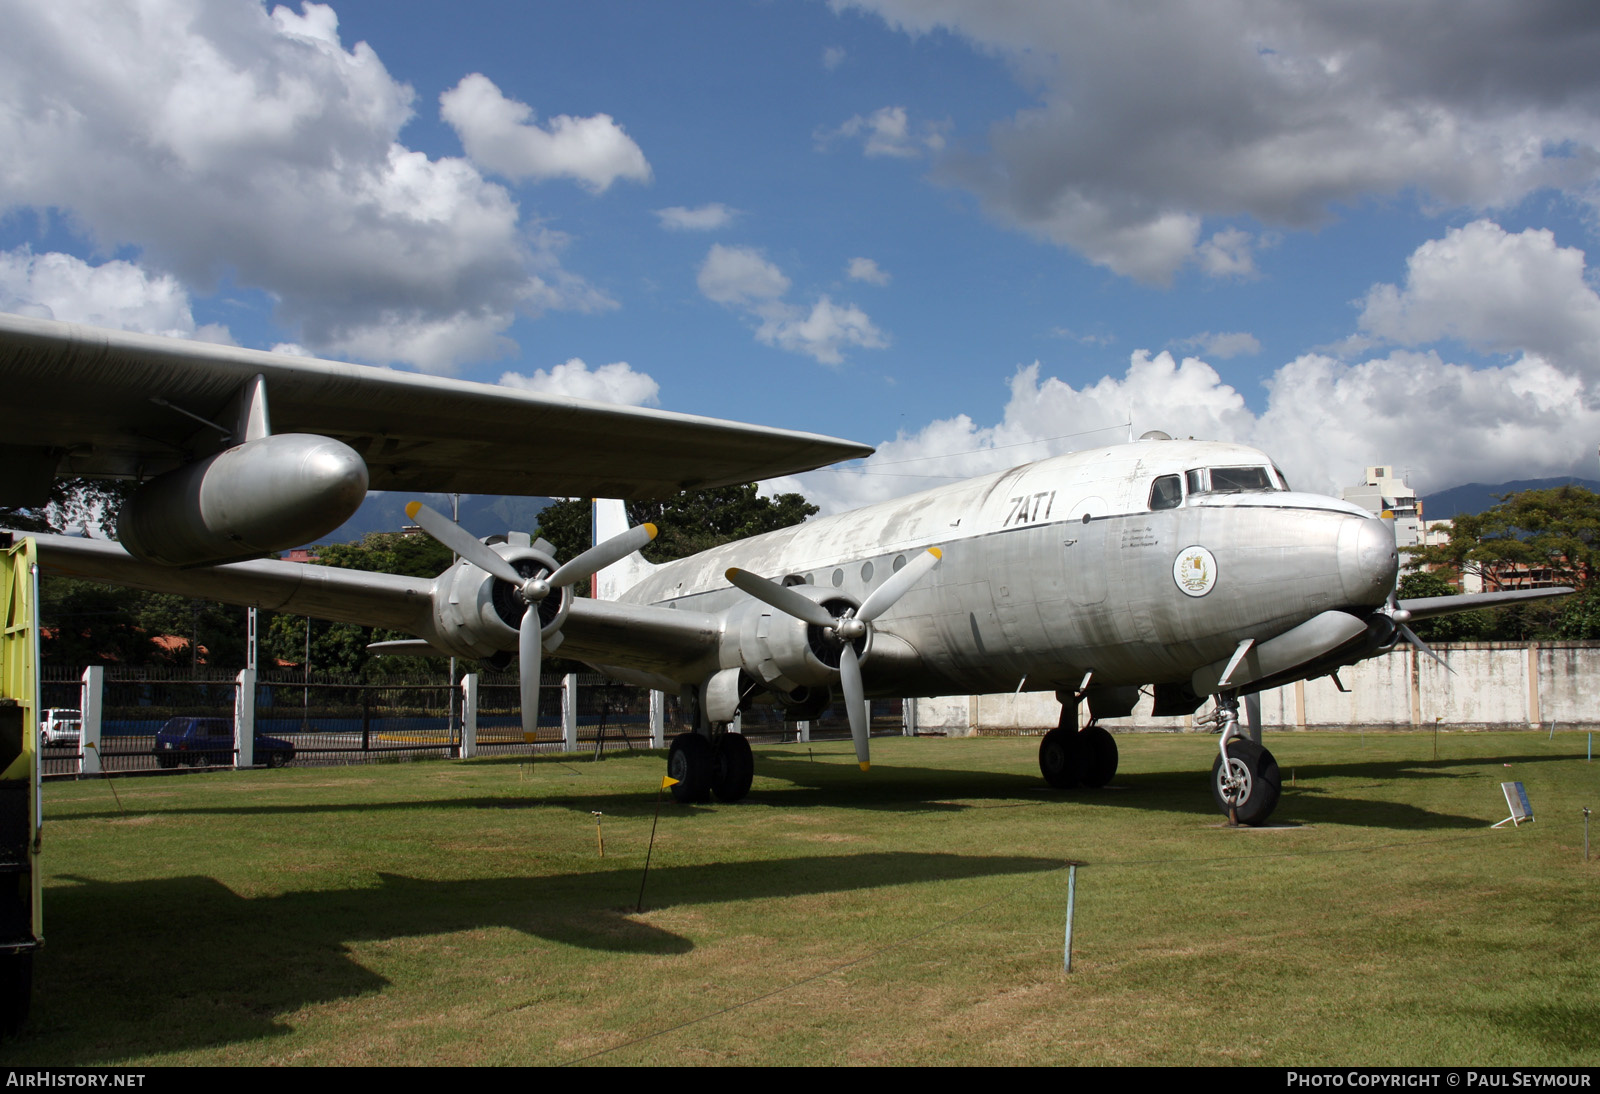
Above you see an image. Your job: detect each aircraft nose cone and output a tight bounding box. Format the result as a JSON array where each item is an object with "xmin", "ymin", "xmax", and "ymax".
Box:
[{"xmin": 1338, "ymin": 516, "xmax": 1398, "ymax": 605}]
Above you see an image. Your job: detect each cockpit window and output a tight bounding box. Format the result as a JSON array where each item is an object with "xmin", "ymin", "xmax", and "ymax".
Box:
[
  {"xmin": 1273, "ymin": 466, "xmax": 1291, "ymax": 491},
  {"xmin": 1149, "ymin": 474, "xmax": 1183, "ymax": 511},
  {"xmin": 1186, "ymin": 466, "xmax": 1282, "ymax": 495}
]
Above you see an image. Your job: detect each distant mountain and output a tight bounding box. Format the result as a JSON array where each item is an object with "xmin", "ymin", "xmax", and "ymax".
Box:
[
  {"xmin": 1420, "ymin": 478, "xmax": 1600, "ymax": 520},
  {"xmin": 308, "ymin": 492, "xmax": 556, "ymax": 546}
]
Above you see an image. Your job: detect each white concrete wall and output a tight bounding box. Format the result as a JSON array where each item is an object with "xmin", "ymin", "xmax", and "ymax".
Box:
[{"xmin": 909, "ymin": 641, "xmax": 1600, "ymax": 733}]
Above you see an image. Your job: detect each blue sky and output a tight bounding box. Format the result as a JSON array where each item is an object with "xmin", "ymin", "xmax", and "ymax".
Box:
[{"xmin": 4, "ymin": 0, "xmax": 1600, "ymax": 512}]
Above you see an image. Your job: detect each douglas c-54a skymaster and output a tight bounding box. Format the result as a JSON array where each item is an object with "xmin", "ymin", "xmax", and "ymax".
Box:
[{"xmin": 21, "ymin": 389, "xmax": 1570, "ymax": 825}]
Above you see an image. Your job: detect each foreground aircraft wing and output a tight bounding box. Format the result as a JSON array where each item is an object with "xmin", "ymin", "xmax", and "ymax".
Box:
[
  {"xmin": 0, "ymin": 313, "xmax": 873, "ymax": 498},
  {"xmin": 1398, "ymin": 586, "xmax": 1575, "ymax": 621}
]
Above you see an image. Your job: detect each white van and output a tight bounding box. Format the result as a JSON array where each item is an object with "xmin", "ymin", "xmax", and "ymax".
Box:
[{"xmin": 39, "ymin": 709, "xmax": 81, "ymax": 748}]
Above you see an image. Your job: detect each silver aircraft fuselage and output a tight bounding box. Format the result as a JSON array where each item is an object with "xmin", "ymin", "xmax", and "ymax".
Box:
[{"xmin": 583, "ymin": 439, "xmax": 1398, "ymax": 699}]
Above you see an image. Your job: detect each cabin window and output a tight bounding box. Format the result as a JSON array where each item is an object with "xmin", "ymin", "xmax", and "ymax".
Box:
[
  {"xmin": 1187, "ymin": 466, "xmax": 1279, "ymax": 495},
  {"xmin": 1149, "ymin": 475, "xmax": 1183, "ymax": 511}
]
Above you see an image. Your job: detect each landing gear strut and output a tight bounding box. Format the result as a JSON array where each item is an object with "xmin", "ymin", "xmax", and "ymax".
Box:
[
  {"xmin": 1039, "ymin": 691, "xmax": 1119, "ymax": 789},
  {"xmin": 1209, "ymin": 695, "xmax": 1281, "ymax": 825}
]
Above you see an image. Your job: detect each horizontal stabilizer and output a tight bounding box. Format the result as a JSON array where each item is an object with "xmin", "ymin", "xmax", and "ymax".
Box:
[
  {"xmin": 1399, "ymin": 586, "xmax": 1575, "ymax": 622},
  {"xmin": 367, "ymin": 639, "xmax": 445, "ymax": 658}
]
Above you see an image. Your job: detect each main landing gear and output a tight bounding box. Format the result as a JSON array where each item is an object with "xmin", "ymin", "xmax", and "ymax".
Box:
[
  {"xmin": 1208, "ymin": 695, "xmax": 1281, "ymax": 826},
  {"xmin": 667, "ymin": 730, "xmax": 753, "ymax": 804},
  {"xmin": 1038, "ymin": 695, "xmax": 1119, "ymax": 790}
]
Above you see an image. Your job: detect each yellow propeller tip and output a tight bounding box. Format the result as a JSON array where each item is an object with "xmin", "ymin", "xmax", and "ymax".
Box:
[
  {"xmin": 643, "ymin": 523, "xmax": 658, "ymax": 539},
  {"xmin": 405, "ymin": 501, "xmax": 421, "ymax": 519},
  {"xmin": 859, "ymin": 761, "xmax": 871, "ymax": 772},
  {"xmin": 929, "ymin": 547, "xmax": 942, "ymax": 559}
]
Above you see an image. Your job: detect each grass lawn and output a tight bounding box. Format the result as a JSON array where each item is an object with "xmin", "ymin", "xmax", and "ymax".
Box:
[{"xmin": 6, "ymin": 729, "xmax": 1599, "ymax": 1066}]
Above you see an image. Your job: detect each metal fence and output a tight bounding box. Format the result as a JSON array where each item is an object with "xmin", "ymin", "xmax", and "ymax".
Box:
[{"xmin": 39, "ymin": 665, "xmax": 907, "ymax": 777}]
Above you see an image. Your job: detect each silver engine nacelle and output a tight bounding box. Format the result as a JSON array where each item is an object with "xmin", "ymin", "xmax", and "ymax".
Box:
[
  {"xmin": 720, "ymin": 584, "xmax": 869, "ymax": 698},
  {"xmin": 427, "ymin": 537, "xmax": 572, "ymax": 661},
  {"xmin": 119, "ymin": 433, "xmax": 368, "ymax": 566}
]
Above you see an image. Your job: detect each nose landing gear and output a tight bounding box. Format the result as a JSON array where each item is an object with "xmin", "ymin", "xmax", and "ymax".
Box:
[{"xmin": 1209, "ymin": 695, "xmax": 1281, "ymax": 826}]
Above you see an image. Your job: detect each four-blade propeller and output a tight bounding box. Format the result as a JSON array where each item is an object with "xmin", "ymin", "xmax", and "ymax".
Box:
[
  {"xmin": 726, "ymin": 547, "xmax": 942, "ymax": 770},
  {"xmin": 405, "ymin": 501, "xmax": 657, "ymax": 737}
]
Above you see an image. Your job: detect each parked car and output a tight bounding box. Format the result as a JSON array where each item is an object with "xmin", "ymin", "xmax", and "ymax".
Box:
[
  {"xmin": 38, "ymin": 709, "xmax": 81, "ymax": 749},
  {"xmin": 153, "ymin": 717, "xmax": 295, "ymax": 768}
]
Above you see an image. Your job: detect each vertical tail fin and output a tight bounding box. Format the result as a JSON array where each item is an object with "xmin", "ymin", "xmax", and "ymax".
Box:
[{"xmin": 592, "ymin": 498, "xmax": 656, "ymax": 600}]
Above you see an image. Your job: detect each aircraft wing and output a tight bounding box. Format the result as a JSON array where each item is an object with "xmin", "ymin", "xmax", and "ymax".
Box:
[
  {"xmin": 0, "ymin": 313, "xmax": 873, "ymax": 499},
  {"xmin": 26, "ymin": 531, "xmax": 435, "ymax": 634},
  {"xmin": 1398, "ymin": 586, "xmax": 1575, "ymax": 621},
  {"xmin": 24, "ymin": 530, "xmax": 727, "ymax": 684}
]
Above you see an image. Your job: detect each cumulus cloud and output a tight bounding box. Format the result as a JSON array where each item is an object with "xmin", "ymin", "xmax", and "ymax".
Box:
[
  {"xmin": 654, "ymin": 203, "xmax": 737, "ymax": 231},
  {"xmin": 819, "ymin": 106, "xmax": 946, "ymax": 158},
  {"xmin": 1357, "ymin": 220, "xmax": 1600, "ymax": 380},
  {"xmin": 440, "ymin": 73, "xmax": 651, "ymax": 191},
  {"xmin": 698, "ymin": 244, "xmax": 887, "ymax": 365},
  {"xmin": 499, "ymin": 358, "xmax": 660, "ymax": 406},
  {"xmin": 0, "ymin": 247, "xmax": 233, "ymax": 342},
  {"xmin": 837, "ymin": 1, "xmax": 1600, "ymax": 282},
  {"xmin": 697, "ymin": 244, "xmax": 791, "ymax": 307},
  {"xmin": 1180, "ymin": 331, "xmax": 1261, "ymax": 359},
  {"xmin": 779, "ymin": 348, "xmax": 1600, "ymax": 515},
  {"xmin": 0, "ymin": 0, "xmax": 615, "ymax": 372},
  {"xmin": 773, "ymin": 220, "xmax": 1600, "ymax": 513},
  {"xmin": 846, "ymin": 256, "xmax": 891, "ymax": 285}
]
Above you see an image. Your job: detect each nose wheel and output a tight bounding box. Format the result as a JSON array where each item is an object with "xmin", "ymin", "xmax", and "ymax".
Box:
[{"xmin": 1210, "ymin": 698, "xmax": 1281, "ymax": 825}]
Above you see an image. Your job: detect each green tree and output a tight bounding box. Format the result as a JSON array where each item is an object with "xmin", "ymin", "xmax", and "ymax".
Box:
[
  {"xmin": 535, "ymin": 484, "xmax": 818, "ymax": 567},
  {"xmin": 1406, "ymin": 485, "xmax": 1600, "ymax": 639},
  {"xmin": 138, "ymin": 594, "xmax": 250, "ymax": 668},
  {"xmin": 39, "ymin": 578, "xmax": 170, "ymax": 666}
]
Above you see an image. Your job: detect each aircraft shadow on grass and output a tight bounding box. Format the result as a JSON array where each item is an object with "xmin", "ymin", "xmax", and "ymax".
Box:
[
  {"xmin": 60, "ymin": 738, "xmax": 1560, "ymax": 832},
  {"xmin": 493, "ymin": 743, "xmax": 1525, "ymax": 829},
  {"xmin": 26, "ymin": 850, "xmax": 1062, "ymax": 1061}
]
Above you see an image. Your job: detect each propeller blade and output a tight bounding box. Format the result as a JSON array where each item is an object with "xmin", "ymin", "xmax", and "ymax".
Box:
[
  {"xmin": 725, "ymin": 568, "xmax": 838, "ymax": 629},
  {"xmin": 519, "ymin": 605, "xmax": 542, "ymax": 737},
  {"xmin": 840, "ymin": 642, "xmax": 870, "ymax": 771},
  {"xmin": 406, "ymin": 501, "xmax": 525, "ymax": 586},
  {"xmin": 856, "ymin": 547, "xmax": 942, "ymax": 623},
  {"xmin": 1398, "ymin": 623, "xmax": 1456, "ymax": 674},
  {"xmin": 547, "ymin": 523, "xmax": 658, "ymax": 588}
]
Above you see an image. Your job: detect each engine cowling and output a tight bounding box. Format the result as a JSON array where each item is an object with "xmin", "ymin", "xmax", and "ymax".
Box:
[
  {"xmin": 426, "ymin": 536, "xmax": 572, "ymax": 661},
  {"xmin": 118, "ymin": 433, "xmax": 368, "ymax": 566},
  {"xmin": 719, "ymin": 584, "xmax": 869, "ymax": 698}
]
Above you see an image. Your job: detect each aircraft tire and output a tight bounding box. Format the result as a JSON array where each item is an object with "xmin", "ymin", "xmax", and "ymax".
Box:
[
  {"xmin": 711, "ymin": 733, "xmax": 754, "ymax": 803},
  {"xmin": 668, "ymin": 733, "xmax": 713, "ymax": 804},
  {"xmin": 1038, "ymin": 726, "xmax": 1082, "ymax": 789},
  {"xmin": 1210, "ymin": 738, "xmax": 1281, "ymax": 826},
  {"xmin": 1079, "ymin": 725, "xmax": 1118, "ymax": 788}
]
